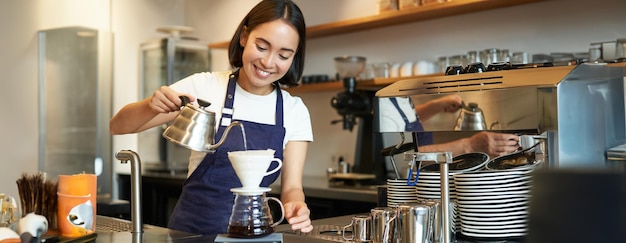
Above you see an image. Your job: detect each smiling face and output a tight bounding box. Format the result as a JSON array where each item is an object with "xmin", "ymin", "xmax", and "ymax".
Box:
[{"xmin": 238, "ymin": 19, "xmax": 299, "ymax": 95}]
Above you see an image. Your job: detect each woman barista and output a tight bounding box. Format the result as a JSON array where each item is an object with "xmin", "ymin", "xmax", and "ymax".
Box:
[{"xmin": 109, "ymin": 0, "xmax": 313, "ymax": 235}]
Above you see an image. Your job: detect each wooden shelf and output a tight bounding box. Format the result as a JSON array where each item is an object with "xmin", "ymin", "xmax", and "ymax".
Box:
[
  {"xmin": 209, "ymin": 0, "xmax": 545, "ymax": 49},
  {"xmin": 284, "ymin": 73, "xmax": 443, "ymax": 94},
  {"xmin": 283, "ymin": 81, "xmax": 344, "ymax": 94}
]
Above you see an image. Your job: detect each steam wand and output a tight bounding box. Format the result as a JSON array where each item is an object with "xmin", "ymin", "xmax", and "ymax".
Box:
[
  {"xmin": 115, "ymin": 150, "xmax": 143, "ymax": 234},
  {"xmin": 388, "ymin": 133, "xmax": 405, "ymax": 179}
]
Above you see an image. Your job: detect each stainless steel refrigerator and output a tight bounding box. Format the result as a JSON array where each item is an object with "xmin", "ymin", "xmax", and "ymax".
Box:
[
  {"xmin": 138, "ymin": 33, "xmax": 211, "ymax": 173},
  {"xmin": 38, "ymin": 26, "xmax": 113, "ymax": 196}
]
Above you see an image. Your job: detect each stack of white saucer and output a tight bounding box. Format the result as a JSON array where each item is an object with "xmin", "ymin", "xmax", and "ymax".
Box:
[
  {"xmin": 453, "ymin": 169, "xmax": 533, "ymax": 241},
  {"xmin": 415, "ymin": 171, "xmax": 459, "ymax": 230},
  {"xmin": 386, "ymin": 178, "xmax": 419, "ymax": 206},
  {"xmin": 415, "ymin": 171, "xmax": 457, "ymax": 201}
]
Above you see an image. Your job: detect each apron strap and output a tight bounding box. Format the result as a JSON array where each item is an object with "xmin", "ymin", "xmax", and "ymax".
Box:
[{"xmin": 217, "ymin": 71, "xmax": 284, "ymax": 138}]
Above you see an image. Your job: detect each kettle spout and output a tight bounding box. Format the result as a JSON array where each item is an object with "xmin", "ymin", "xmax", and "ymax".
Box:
[{"xmin": 208, "ymin": 121, "xmax": 246, "ymax": 152}]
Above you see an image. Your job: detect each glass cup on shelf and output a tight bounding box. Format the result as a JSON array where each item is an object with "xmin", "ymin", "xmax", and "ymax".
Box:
[
  {"xmin": 511, "ymin": 52, "xmax": 530, "ymax": 64},
  {"xmin": 373, "ymin": 62, "xmax": 391, "ymax": 78},
  {"xmin": 466, "ymin": 50, "xmax": 481, "ymax": 64},
  {"xmin": 360, "ymin": 64, "xmax": 376, "ymax": 80},
  {"xmin": 447, "ymin": 55, "xmax": 464, "ymax": 67},
  {"xmin": 437, "ymin": 56, "xmax": 449, "ymax": 73},
  {"xmin": 481, "ymin": 48, "xmax": 502, "ymax": 66}
]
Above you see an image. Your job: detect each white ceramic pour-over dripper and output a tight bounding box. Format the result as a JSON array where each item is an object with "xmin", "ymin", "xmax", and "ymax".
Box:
[{"xmin": 228, "ymin": 149, "xmax": 282, "ymax": 189}]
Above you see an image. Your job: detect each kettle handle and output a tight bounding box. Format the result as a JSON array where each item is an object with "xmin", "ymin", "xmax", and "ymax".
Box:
[
  {"xmin": 179, "ymin": 96, "xmax": 211, "ymax": 108},
  {"xmin": 179, "ymin": 96, "xmax": 190, "ymax": 107}
]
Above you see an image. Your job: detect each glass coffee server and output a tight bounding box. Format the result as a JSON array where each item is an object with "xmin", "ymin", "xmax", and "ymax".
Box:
[{"xmin": 138, "ymin": 26, "xmax": 211, "ymax": 173}]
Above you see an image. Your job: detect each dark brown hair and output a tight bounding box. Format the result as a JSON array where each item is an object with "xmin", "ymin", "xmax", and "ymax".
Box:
[{"xmin": 228, "ymin": 0, "xmax": 306, "ymax": 87}]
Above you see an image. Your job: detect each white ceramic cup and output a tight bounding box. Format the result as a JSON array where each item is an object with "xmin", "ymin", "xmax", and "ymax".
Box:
[
  {"xmin": 399, "ymin": 61, "xmax": 414, "ymax": 77},
  {"xmin": 413, "ymin": 60, "xmax": 433, "ymax": 75},
  {"xmin": 389, "ymin": 63, "xmax": 401, "ymax": 78},
  {"xmin": 228, "ymin": 149, "xmax": 283, "ymax": 189}
]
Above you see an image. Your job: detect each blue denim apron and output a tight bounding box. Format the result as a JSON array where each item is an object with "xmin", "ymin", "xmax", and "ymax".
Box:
[
  {"xmin": 389, "ymin": 97, "xmax": 433, "ymax": 146},
  {"xmin": 168, "ymin": 72, "xmax": 285, "ymax": 235}
]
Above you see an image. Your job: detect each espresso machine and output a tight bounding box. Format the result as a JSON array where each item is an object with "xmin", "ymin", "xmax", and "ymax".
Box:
[
  {"xmin": 375, "ymin": 63, "xmax": 626, "ymax": 168},
  {"xmin": 375, "ymin": 62, "xmax": 626, "ymax": 242}
]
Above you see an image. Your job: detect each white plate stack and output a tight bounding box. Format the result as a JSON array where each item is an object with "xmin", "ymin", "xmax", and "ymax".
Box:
[
  {"xmin": 386, "ymin": 178, "xmax": 419, "ymax": 206},
  {"xmin": 453, "ymin": 169, "xmax": 533, "ymax": 241},
  {"xmin": 415, "ymin": 171, "xmax": 457, "ymax": 201},
  {"xmin": 415, "ymin": 171, "xmax": 459, "ymax": 231}
]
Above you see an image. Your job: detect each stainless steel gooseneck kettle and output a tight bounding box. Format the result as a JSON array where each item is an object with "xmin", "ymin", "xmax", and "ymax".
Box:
[
  {"xmin": 454, "ymin": 102, "xmax": 487, "ymax": 131},
  {"xmin": 162, "ymin": 96, "xmax": 244, "ymax": 153}
]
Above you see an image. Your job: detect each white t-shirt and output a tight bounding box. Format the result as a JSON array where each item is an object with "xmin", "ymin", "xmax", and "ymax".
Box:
[
  {"xmin": 378, "ymin": 97, "xmax": 418, "ymax": 132},
  {"xmin": 169, "ymin": 71, "xmax": 313, "ymax": 175}
]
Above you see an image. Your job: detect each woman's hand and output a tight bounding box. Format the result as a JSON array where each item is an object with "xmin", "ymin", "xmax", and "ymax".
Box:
[
  {"xmin": 110, "ymin": 86, "xmax": 195, "ymax": 134},
  {"xmin": 283, "ymin": 201, "xmax": 313, "ymax": 233},
  {"xmin": 467, "ymin": 132, "xmax": 520, "ymax": 158},
  {"xmin": 148, "ymin": 86, "xmax": 195, "ymax": 113}
]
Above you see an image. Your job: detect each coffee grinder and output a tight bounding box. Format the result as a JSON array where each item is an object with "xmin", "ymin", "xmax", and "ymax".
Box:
[{"xmin": 330, "ymin": 56, "xmax": 386, "ymax": 184}]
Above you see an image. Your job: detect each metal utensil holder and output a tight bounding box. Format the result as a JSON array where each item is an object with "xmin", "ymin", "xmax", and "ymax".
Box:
[{"xmin": 404, "ymin": 151, "xmax": 453, "ymax": 243}]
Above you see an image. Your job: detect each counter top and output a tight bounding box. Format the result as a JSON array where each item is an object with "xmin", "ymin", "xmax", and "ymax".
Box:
[
  {"xmin": 133, "ymin": 172, "xmax": 380, "ymax": 203},
  {"xmin": 91, "ymin": 214, "xmax": 500, "ymax": 243},
  {"xmin": 89, "ymin": 215, "xmax": 356, "ymax": 243},
  {"xmin": 270, "ymin": 176, "xmax": 379, "ymax": 203}
]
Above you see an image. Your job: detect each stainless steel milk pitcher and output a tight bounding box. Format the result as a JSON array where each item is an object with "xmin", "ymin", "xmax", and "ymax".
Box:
[
  {"xmin": 421, "ymin": 199, "xmax": 456, "ymax": 243},
  {"xmin": 395, "ymin": 203, "xmax": 433, "ymax": 243},
  {"xmin": 371, "ymin": 207, "xmax": 396, "ymax": 243},
  {"xmin": 342, "ymin": 215, "xmax": 372, "ymax": 242}
]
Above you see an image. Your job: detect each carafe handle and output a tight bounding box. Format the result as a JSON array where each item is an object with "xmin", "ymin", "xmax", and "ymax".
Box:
[{"xmin": 267, "ymin": 197, "xmax": 284, "ymax": 227}]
